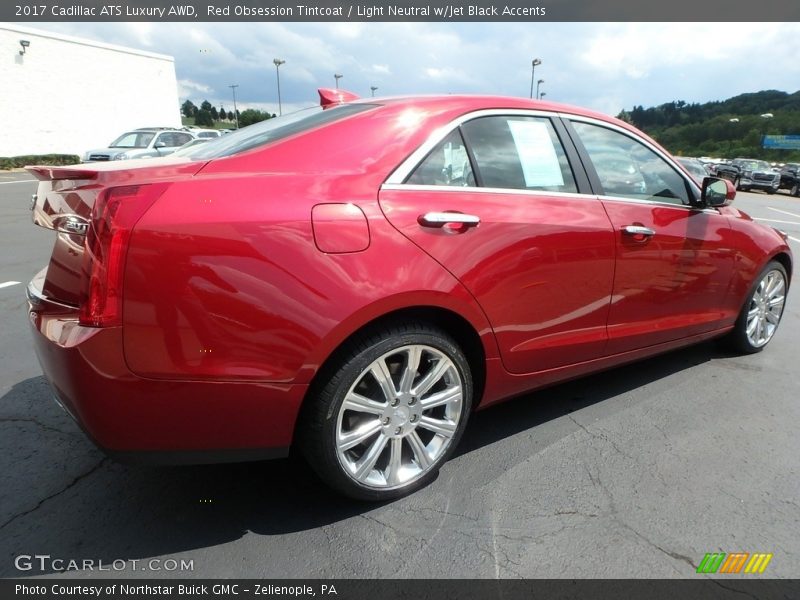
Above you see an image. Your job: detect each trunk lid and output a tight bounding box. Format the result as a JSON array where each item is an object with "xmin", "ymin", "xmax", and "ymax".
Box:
[{"xmin": 28, "ymin": 158, "xmax": 205, "ymax": 307}]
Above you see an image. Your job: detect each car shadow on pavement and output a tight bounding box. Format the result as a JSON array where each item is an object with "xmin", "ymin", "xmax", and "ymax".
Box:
[{"xmin": 0, "ymin": 341, "xmax": 727, "ymax": 577}]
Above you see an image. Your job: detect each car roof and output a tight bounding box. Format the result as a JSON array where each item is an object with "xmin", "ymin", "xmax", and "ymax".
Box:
[
  {"xmin": 343, "ymin": 94, "xmax": 664, "ymax": 156},
  {"xmin": 359, "ymin": 94, "xmax": 616, "ymax": 122}
]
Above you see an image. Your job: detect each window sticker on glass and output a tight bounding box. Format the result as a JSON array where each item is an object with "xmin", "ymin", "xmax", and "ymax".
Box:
[
  {"xmin": 507, "ymin": 120, "xmax": 565, "ymax": 187},
  {"xmin": 443, "ymin": 143, "xmax": 469, "ymax": 182}
]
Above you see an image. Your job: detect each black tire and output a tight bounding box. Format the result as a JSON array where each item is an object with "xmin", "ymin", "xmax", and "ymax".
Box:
[
  {"xmin": 300, "ymin": 323, "xmax": 473, "ymax": 501},
  {"xmin": 792, "ymin": 183, "xmax": 800, "ymax": 197},
  {"xmin": 766, "ymin": 188, "xmax": 776, "ymax": 195},
  {"xmin": 723, "ymin": 260, "xmax": 788, "ymax": 354}
]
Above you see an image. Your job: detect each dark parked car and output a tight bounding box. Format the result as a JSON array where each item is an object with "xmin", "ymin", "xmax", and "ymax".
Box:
[
  {"xmin": 716, "ymin": 158, "xmax": 781, "ymax": 194},
  {"xmin": 26, "ymin": 91, "xmax": 792, "ymax": 500},
  {"xmin": 778, "ymin": 163, "xmax": 800, "ymax": 196}
]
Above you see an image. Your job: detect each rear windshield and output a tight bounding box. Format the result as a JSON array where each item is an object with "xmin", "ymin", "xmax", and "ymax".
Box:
[{"xmin": 181, "ymin": 104, "xmax": 377, "ymax": 160}]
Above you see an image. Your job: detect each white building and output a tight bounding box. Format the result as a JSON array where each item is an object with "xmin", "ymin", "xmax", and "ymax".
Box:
[{"xmin": 0, "ymin": 25, "xmax": 180, "ymax": 157}]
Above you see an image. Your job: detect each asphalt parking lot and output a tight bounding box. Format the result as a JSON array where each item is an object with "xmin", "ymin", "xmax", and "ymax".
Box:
[{"xmin": 1, "ymin": 170, "xmax": 798, "ymax": 579}]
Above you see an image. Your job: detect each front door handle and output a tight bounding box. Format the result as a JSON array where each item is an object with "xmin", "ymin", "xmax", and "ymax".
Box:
[
  {"xmin": 622, "ymin": 224, "xmax": 655, "ymax": 237},
  {"xmin": 418, "ymin": 212, "xmax": 481, "ymax": 228}
]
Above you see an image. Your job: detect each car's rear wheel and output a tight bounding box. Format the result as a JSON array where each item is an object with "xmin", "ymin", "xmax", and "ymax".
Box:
[
  {"xmin": 301, "ymin": 324, "xmax": 473, "ymax": 500},
  {"xmin": 791, "ymin": 183, "xmax": 800, "ymax": 197},
  {"xmin": 725, "ymin": 261, "xmax": 788, "ymax": 354}
]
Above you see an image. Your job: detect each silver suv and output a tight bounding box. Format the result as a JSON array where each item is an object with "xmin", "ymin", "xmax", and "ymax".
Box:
[{"xmin": 83, "ymin": 128, "xmax": 195, "ymax": 162}]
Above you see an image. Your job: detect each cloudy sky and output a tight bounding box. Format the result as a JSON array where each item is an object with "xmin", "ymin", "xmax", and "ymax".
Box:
[{"xmin": 27, "ymin": 22, "xmax": 800, "ymax": 117}]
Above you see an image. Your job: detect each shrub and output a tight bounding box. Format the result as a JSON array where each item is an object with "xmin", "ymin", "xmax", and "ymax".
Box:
[{"xmin": 0, "ymin": 154, "xmax": 81, "ymax": 170}]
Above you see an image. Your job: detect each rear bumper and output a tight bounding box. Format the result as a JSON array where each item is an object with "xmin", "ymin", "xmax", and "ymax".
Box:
[{"xmin": 27, "ymin": 282, "xmax": 305, "ymax": 463}]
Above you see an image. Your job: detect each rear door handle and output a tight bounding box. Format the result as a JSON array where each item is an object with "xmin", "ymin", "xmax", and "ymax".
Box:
[
  {"xmin": 622, "ymin": 225, "xmax": 655, "ymax": 237},
  {"xmin": 418, "ymin": 212, "xmax": 481, "ymax": 228}
]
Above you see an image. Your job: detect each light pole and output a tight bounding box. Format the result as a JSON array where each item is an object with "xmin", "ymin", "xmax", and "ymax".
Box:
[
  {"xmin": 536, "ymin": 79, "xmax": 544, "ymax": 100},
  {"xmin": 539, "ymin": 92, "xmax": 547, "ymax": 100},
  {"xmin": 273, "ymin": 58, "xmax": 285, "ymax": 116},
  {"xmin": 334, "ymin": 73, "xmax": 343, "ymax": 89},
  {"xmin": 529, "ymin": 58, "xmax": 542, "ymax": 99},
  {"xmin": 228, "ymin": 84, "xmax": 239, "ymax": 129},
  {"xmin": 760, "ymin": 113, "xmax": 773, "ymax": 148},
  {"xmin": 370, "ymin": 86, "xmax": 378, "ymax": 97}
]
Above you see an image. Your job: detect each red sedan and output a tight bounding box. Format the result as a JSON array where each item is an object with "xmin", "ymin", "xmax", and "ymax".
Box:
[{"xmin": 27, "ymin": 90, "xmax": 791, "ymax": 500}]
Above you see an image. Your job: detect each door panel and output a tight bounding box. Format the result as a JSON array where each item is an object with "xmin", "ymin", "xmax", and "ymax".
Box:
[
  {"xmin": 601, "ymin": 200, "xmax": 735, "ymax": 353},
  {"xmin": 379, "ymin": 187, "xmax": 615, "ymax": 373}
]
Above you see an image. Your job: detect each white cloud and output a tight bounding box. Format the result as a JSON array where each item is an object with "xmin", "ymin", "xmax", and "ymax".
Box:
[
  {"xmin": 368, "ymin": 64, "xmax": 391, "ymax": 75},
  {"xmin": 22, "ymin": 22, "xmax": 800, "ymax": 117},
  {"xmin": 177, "ymin": 79, "xmax": 212, "ymax": 99}
]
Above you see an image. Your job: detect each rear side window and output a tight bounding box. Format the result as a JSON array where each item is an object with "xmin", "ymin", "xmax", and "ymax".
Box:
[
  {"xmin": 406, "ymin": 129, "xmax": 476, "ymax": 187},
  {"xmin": 571, "ymin": 121, "xmax": 690, "ymax": 205},
  {"xmin": 182, "ymin": 104, "xmax": 377, "ymax": 159},
  {"xmin": 460, "ymin": 116, "xmax": 577, "ymax": 193}
]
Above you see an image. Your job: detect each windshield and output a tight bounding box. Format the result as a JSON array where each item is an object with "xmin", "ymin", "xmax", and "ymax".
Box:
[
  {"xmin": 180, "ymin": 104, "xmax": 377, "ymax": 160},
  {"xmin": 109, "ymin": 132, "xmax": 155, "ymax": 148},
  {"xmin": 739, "ymin": 160, "xmax": 770, "ymax": 171}
]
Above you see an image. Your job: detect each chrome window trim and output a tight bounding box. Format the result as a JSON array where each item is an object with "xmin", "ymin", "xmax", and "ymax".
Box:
[
  {"xmin": 385, "ymin": 108, "xmax": 705, "ymax": 208},
  {"xmin": 380, "ymin": 185, "xmax": 720, "ymax": 216},
  {"xmin": 385, "ymin": 108, "xmax": 562, "ymax": 185},
  {"xmin": 598, "ymin": 194, "xmax": 720, "ymax": 215},
  {"xmin": 380, "ymin": 183, "xmax": 595, "ymax": 202},
  {"xmin": 564, "ymin": 114, "xmax": 703, "ymax": 200}
]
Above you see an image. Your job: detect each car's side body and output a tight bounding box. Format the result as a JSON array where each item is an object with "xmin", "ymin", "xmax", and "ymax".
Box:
[{"xmin": 28, "ymin": 95, "xmax": 792, "ymax": 466}]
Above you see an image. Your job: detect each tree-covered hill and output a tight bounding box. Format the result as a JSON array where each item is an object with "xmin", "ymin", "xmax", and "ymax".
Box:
[{"xmin": 617, "ymin": 90, "xmax": 800, "ymax": 161}]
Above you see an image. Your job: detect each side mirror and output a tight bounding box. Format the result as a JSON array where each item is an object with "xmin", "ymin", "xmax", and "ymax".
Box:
[
  {"xmin": 701, "ymin": 176, "xmax": 735, "ymax": 207},
  {"xmin": 154, "ymin": 141, "xmax": 167, "ymax": 149}
]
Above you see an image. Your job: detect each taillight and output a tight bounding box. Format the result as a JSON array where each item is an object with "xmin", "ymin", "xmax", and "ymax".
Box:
[{"xmin": 79, "ymin": 183, "xmax": 168, "ymax": 327}]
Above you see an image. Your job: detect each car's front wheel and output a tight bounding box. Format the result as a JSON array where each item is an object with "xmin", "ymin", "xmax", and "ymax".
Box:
[
  {"xmin": 301, "ymin": 324, "xmax": 473, "ymax": 500},
  {"xmin": 725, "ymin": 261, "xmax": 788, "ymax": 353}
]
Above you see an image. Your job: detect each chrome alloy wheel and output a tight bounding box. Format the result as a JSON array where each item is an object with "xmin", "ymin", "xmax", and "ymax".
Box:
[
  {"xmin": 745, "ymin": 268, "xmax": 786, "ymax": 348},
  {"xmin": 335, "ymin": 344, "xmax": 464, "ymax": 489}
]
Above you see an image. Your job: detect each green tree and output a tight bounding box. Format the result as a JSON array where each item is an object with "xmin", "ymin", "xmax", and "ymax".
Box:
[
  {"xmin": 200, "ymin": 100, "xmax": 213, "ymax": 112},
  {"xmin": 238, "ymin": 109, "xmax": 273, "ymax": 127},
  {"xmin": 181, "ymin": 100, "xmax": 196, "ymax": 119},
  {"xmin": 194, "ymin": 109, "xmax": 214, "ymax": 127},
  {"xmin": 210, "ymin": 106, "xmax": 219, "ymax": 121}
]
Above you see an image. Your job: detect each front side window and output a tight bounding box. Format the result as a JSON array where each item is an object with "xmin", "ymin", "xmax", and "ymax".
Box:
[
  {"xmin": 572, "ymin": 121, "xmax": 690, "ymax": 205},
  {"xmin": 406, "ymin": 129, "xmax": 475, "ymax": 187},
  {"xmin": 461, "ymin": 116, "xmax": 577, "ymax": 193}
]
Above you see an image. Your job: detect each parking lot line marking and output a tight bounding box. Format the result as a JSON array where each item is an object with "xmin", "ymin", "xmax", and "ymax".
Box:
[
  {"xmin": 789, "ymin": 235, "xmax": 800, "ymax": 244},
  {"xmin": 0, "ymin": 281, "xmax": 21, "ymax": 289},
  {"xmin": 0, "ymin": 179, "xmax": 36, "ymax": 185},
  {"xmin": 753, "ymin": 217, "xmax": 800, "ymax": 226},
  {"xmin": 768, "ymin": 207, "xmax": 800, "ymax": 219}
]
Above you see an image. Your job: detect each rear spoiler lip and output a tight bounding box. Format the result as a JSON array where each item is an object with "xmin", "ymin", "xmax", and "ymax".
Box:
[{"xmin": 26, "ymin": 165, "xmax": 99, "ymax": 181}]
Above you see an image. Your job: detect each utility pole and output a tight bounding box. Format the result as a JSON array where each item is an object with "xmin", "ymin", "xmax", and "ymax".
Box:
[{"xmin": 229, "ymin": 84, "xmax": 239, "ymax": 129}]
